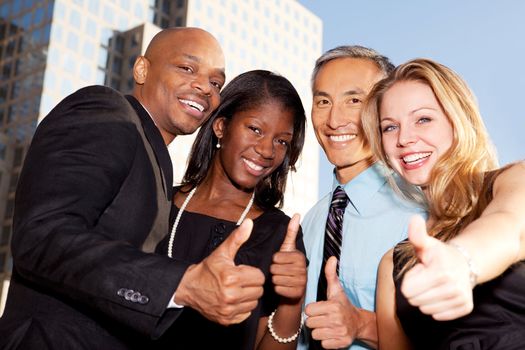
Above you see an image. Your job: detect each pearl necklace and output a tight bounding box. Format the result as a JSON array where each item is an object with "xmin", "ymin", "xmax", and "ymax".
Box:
[{"xmin": 167, "ymin": 187, "xmax": 255, "ymax": 258}]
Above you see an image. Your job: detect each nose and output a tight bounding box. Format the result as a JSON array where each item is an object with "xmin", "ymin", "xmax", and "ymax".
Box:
[
  {"xmin": 190, "ymin": 73, "xmax": 212, "ymax": 96},
  {"xmin": 327, "ymin": 104, "xmax": 355, "ymax": 129},
  {"xmin": 397, "ymin": 125, "xmax": 417, "ymax": 147},
  {"xmin": 254, "ymin": 136, "xmax": 275, "ymax": 159}
]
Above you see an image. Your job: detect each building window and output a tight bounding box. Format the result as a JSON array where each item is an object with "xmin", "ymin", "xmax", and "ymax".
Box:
[
  {"xmin": 126, "ymin": 77, "xmax": 134, "ymax": 91},
  {"xmin": 13, "ymin": 147, "xmax": 23, "ymax": 167},
  {"xmin": 21, "ymin": 11, "xmax": 32, "ymax": 30},
  {"xmin": 110, "ymin": 77, "xmax": 120, "ymax": 90},
  {"xmin": 66, "ymin": 31, "xmax": 78, "ymax": 51},
  {"xmin": 114, "ymin": 35, "xmax": 124, "ymax": 52},
  {"xmin": 0, "ymin": 224, "xmax": 10, "ymax": 246},
  {"xmin": 79, "ymin": 62, "xmax": 92, "ymax": 81},
  {"xmin": 5, "ymin": 39, "xmax": 16, "ymax": 58},
  {"xmin": 98, "ymin": 47, "xmax": 108, "ymax": 69},
  {"xmin": 0, "ymin": 82, "xmax": 6, "ymax": 101},
  {"xmin": 85, "ymin": 18, "xmax": 97, "ymax": 37},
  {"xmin": 41, "ymin": 24, "xmax": 51, "ymax": 45},
  {"xmin": 2, "ymin": 62, "xmax": 11, "ymax": 80},
  {"xmin": 7, "ymin": 254, "xmax": 13, "ymax": 272},
  {"xmin": 95, "ymin": 69, "xmax": 105, "ymax": 85},
  {"xmin": 88, "ymin": 0, "xmax": 99, "ymax": 17},
  {"xmin": 0, "ymin": 3, "xmax": 9, "ymax": 18},
  {"xmin": 82, "ymin": 40, "xmax": 95, "ymax": 60},
  {"xmin": 69, "ymin": 9, "xmax": 81, "ymax": 28},
  {"xmin": 9, "ymin": 173, "xmax": 18, "ymax": 193},
  {"xmin": 103, "ymin": 4, "xmax": 113, "ymax": 25},
  {"xmin": 34, "ymin": 6, "xmax": 45, "ymax": 25},
  {"xmin": 12, "ymin": 1, "xmax": 22, "ymax": 15},
  {"xmin": 112, "ymin": 57, "xmax": 122, "ymax": 74},
  {"xmin": 162, "ymin": 0, "xmax": 170, "ymax": 14},
  {"xmin": 4, "ymin": 199, "xmax": 14, "ymax": 220},
  {"xmin": 134, "ymin": 2, "xmax": 143, "ymax": 18},
  {"xmin": 0, "ymin": 251, "xmax": 6, "ymax": 271},
  {"xmin": 10, "ymin": 80, "xmax": 22, "ymax": 100}
]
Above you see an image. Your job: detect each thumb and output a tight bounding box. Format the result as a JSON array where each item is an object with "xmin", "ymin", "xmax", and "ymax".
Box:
[
  {"xmin": 325, "ymin": 256, "xmax": 343, "ymax": 299},
  {"xmin": 407, "ymin": 215, "xmax": 434, "ymax": 265},
  {"xmin": 279, "ymin": 213, "xmax": 300, "ymax": 252},
  {"xmin": 215, "ymin": 218, "xmax": 253, "ymax": 261}
]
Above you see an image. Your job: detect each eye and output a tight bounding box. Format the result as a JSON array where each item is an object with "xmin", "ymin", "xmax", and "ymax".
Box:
[
  {"xmin": 381, "ymin": 124, "xmax": 398, "ymax": 133},
  {"xmin": 277, "ymin": 138, "xmax": 290, "ymax": 147},
  {"xmin": 349, "ymin": 98, "xmax": 361, "ymax": 104},
  {"xmin": 316, "ymin": 99, "xmax": 330, "ymax": 107},
  {"xmin": 417, "ymin": 117, "xmax": 431, "ymax": 124},
  {"xmin": 248, "ymin": 126, "xmax": 262, "ymax": 135},
  {"xmin": 178, "ymin": 66, "xmax": 194, "ymax": 73},
  {"xmin": 210, "ymin": 80, "xmax": 223, "ymax": 90}
]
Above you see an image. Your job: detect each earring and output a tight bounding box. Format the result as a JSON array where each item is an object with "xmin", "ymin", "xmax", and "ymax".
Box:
[{"xmin": 216, "ymin": 140, "xmax": 221, "ymax": 149}]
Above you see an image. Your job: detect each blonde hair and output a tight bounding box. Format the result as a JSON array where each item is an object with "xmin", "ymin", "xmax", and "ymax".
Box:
[{"xmin": 362, "ymin": 58, "xmax": 499, "ymax": 271}]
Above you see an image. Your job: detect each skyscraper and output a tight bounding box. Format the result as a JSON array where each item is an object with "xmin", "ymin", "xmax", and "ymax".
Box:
[{"xmin": 0, "ymin": 0, "xmax": 322, "ymax": 314}]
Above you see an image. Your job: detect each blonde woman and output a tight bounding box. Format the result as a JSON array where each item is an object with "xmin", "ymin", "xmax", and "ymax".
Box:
[{"xmin": 362, "ymin": 58, "xmax": 525, "ymax": 349}]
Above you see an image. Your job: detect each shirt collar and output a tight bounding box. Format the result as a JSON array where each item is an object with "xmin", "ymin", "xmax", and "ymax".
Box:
[{"xmin": 331, "ymin": 162, "xmax": 391, "ymax": 214}]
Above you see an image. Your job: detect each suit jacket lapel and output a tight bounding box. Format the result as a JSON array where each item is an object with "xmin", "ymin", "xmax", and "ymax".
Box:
[{"xmin": 125, "ymin": 95, "xmax": 173, "ymax": 200}]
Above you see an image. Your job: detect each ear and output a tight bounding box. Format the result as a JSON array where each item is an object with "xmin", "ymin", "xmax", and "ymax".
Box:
[
  {"xmin": 212, "ymin": 116, "xmax": 227, "ymax": 139},
  {"xmin": 133, "ymin": 56, "xmax": 149, "ymax": 85}
]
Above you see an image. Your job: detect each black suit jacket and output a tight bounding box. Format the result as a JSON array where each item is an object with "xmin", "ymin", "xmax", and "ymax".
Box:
[{"xmin": 0, "ymin": 86, "xmax": 187, "ymax": 349}]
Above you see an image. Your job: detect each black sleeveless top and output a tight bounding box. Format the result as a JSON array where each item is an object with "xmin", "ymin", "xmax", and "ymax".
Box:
[
  {"xmin": 154, "ymin": 205, "xmax": 305, "ymax": 350},
  {"xmin": 393, "ymin": 169, "xmax": 525, "ymax": 350},
  {"xmin": 394, "ymin": 246, "xmax": 525, "ymax": 349}
]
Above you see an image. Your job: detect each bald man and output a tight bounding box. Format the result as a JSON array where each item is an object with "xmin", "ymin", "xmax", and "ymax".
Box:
[{"xmin": 0, "ymin": 28, "xmax": 265, "ymax": 349}]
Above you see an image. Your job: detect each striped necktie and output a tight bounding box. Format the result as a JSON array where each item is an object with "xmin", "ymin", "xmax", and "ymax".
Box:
[
  {"xmin": 310, "ymin": 186, "xmax": 349, "ymax": 350},
  {"xmin": 316, "ymin": 185, "xmax": 349, "ymax": 301}
]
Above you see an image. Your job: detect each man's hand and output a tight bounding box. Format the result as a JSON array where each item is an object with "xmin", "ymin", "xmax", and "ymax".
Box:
[
  {"xmin": 270, "ymin": 214, "xmax": 307, "ymax": 301},
  {"xmin": 175, "ymin": 219, "xmax": 265, "ymax": 325},
  {"xmin": 305, "ymin": 257, "xmax": 367, "ymax": 349},
  {"xmin": 401, "ymin": 215, "xmax": 474, "ymax": 321}
]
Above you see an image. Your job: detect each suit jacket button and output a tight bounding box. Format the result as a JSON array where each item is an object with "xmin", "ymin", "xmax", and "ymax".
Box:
[
  {"xmin": 117, "ymin": 288, "xmax": 127, "ymax": 297},
  {"xmin": 138, "ymin": 295, "xmax": 149, "ymax": 304},
  {"xmin": 124, "ymin": 290, "xmax": 135, "ymax": 300},
  {"xmin": 131, "ymin": 291, "xmax": 142, "ymax": 303}
]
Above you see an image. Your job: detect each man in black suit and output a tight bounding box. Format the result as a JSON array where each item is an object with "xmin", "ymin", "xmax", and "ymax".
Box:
[{"xmin": 0, "ymin": 27, "xmax": 266, "ymax": 349}]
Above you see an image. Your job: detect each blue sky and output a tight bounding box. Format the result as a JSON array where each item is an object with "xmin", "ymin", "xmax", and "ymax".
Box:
[{"xmin": 298, "ymin": 0, "xmax": 525, "ymax": 196}]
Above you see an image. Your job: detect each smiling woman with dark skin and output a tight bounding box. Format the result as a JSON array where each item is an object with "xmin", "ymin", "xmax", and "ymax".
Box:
[{"xmin": 155, "ymin": 70, "xmax": 307, "ymax": 350}]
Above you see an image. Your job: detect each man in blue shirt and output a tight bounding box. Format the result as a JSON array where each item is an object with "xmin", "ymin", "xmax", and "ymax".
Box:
[{"xmin": 297, "ymin": 46, "xmax": 424, "ymax": 350}]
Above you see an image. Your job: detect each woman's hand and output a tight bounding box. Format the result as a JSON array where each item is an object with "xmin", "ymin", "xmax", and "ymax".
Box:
[
  {"xmin": 401, "ymin": 215, "xmax": 474, "ymax": 321},
  {"xmin": 270, "ymin": 214, "xmax": 307, "ymax": 301}
]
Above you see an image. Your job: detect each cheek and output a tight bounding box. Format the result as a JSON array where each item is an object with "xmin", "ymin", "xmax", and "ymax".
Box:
[
  {"xmin": 381, "ymin": 135, "xmax": 397, "ymax": 156},
  {"xmin": 274, "ymin": 147, "xmax": 289, "ymax": 166},
  {"xmin": 311, "ymin": 112, "xmax": 326, "ymax": 130},
  {"xmin": 210, "ymin": 94, "xmax": 221, "ymax": 110}
]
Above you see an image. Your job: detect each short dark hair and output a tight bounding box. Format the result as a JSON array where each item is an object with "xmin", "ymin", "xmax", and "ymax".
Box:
[{"xmin": 182, "ymin": 70, "xmax": 306, "ymax": 210}]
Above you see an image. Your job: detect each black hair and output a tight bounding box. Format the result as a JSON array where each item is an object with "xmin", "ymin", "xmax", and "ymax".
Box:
[{"xmin": 182, "ymin": 70, "xmax": 306, "ymax": 210}]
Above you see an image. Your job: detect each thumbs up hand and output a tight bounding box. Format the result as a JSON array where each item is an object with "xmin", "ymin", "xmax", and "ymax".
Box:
[
  {"xmin": 305, "ymin": 257, "xmax": 362, "ymax": 349},
  {"xmin": 270, "ymin": 214, "xmax": 307, "ymax": 301},
  {"xmin": 401, "ymin": 215, "xmax": 474, "ymax": 321},
  {"xmin": 175, "ymin": 219, "xmax": 265, "ymax": 325}
]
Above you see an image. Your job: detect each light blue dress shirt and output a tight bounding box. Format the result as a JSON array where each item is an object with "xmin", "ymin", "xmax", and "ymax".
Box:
[{"xmin": 297, "ymin": 163, "xmax": 425, "ymax": 350}]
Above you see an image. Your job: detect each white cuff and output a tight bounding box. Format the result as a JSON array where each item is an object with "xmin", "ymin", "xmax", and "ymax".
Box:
[{"xmin": 167, "ymin": 292, "xmax": 184, "ymax": 309}]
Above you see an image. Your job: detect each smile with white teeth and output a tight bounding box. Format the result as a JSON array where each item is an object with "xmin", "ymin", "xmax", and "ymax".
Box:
[
  {"xmin": 329, "ymin": 134, "xmax": 356, "ymax": 142},
  {"xmin": 403, "ymin": 152, "xmax": 431, "ymax": 164},
  {"xmin": 243, "ymin": 158, "xmax": 264, "ymax": 171},
  {"xmin": 179, "ymin": 99, "xmax": 204, "ymax": 112}
]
